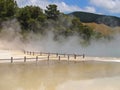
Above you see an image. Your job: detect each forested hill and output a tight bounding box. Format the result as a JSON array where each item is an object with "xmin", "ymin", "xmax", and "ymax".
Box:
[{"xmin": 69, "ymin": 12, "xmax": 120, "ymax": 27}]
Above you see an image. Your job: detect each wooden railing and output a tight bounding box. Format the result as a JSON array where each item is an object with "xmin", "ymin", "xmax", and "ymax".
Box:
[
  {"xmin": 24, "ymin": 51, "xmax": 85, "ymax": 58},
  {"xmin": 0, "ymin": 51, "xmax": 85, "ymax": 63}
]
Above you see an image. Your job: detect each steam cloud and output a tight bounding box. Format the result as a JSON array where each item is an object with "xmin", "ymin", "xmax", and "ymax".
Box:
[{"xmin": 0, "ymin": 18, "xmax": 120, "ymax": 57}]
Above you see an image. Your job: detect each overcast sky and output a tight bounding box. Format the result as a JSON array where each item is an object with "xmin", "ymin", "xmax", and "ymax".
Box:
[{"xmin": 16, "ymin": 0, "xmax": 120, "ymax": 17}]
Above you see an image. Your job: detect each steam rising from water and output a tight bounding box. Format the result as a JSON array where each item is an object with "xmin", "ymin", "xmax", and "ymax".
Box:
[
  {"xmin": 0, "ymin": 19, "xmax": 120, "ymax": 57},
  {"xmin": 0, "ymin": 19, "xmax": 120, "ymax": 90},
  {"xmin": 0, "ymin": 19, "xmax": 24, "ymax": 50}
]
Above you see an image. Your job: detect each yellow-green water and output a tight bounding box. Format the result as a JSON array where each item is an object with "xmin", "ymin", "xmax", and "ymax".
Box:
[{"xmin": 0, "ymin": 61, "xmax": 120, "ymax": 90}]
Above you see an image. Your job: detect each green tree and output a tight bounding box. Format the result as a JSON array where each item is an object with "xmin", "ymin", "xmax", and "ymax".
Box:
[
  {"xmin": 0, "ymin": 0, "xmax": 18, "ymax": 18},
  {"xmin": 0, "ymin": 0, "xmax": 4, "ymax": 17},
  {"xmin": 17, "ymin": 5, "xmax": 46, "ymax": 31},
  {"xmin": 17, "ymin": 6, "xmax": 31, "ymax": 29},
  {"xmin": 81, "ymin": 25, "xmax": 94, "ymax": 40},
  {"xmin": 71, "ymin": 17, "xmax": 94, "ymax": 41},
  {"xmin": 45, "ymin": 4, "xmax": 60, "ymax": 20}
]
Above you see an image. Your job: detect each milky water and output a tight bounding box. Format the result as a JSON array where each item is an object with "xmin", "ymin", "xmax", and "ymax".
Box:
[
  {"xmin": 0, "ymin": 50, "xmax": 120, "ymax": 90},
  {"xmin": 0, "ymin": 61, "xmax": 120, "ymax": 90}
]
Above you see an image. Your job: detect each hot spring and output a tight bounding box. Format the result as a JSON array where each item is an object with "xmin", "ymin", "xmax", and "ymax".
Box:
[{"xmin": 0, "ymin": 50, "xmax": 120, "ymax": 90}]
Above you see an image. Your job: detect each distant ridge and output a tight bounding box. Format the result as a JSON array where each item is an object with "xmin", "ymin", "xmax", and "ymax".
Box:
[{"xmin": 69, "ymin": 11, "xmax": 120, "ymax": 27}]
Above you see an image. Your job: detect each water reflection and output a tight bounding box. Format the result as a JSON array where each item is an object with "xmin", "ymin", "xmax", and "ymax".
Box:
[{"xmin": 0, "ymin": 61, "xmax": 120, "ymax": 90}]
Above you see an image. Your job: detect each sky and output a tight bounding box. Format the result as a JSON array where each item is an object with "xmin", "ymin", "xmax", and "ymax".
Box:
[{"xmin": 16, "ymin": 0, "xmax": 120, "ymax": 17}]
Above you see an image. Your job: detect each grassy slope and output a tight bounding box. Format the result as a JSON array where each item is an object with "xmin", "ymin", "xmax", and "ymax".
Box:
[{"xmin": 83, "ymin": 23, "xmax": 112, "ymax": 35}]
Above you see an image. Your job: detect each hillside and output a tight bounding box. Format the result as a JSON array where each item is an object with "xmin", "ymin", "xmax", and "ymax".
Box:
[
  {"xmin": 69, "ymin": 12, "xmax": 120, "ymax": 27},
  {"xmin": 83, "ymin": 23, "xmax": 112, "ymax": 35},
  {"xmin": 0, "ymin": 0, "xmax": 118, "ymax": 42}
]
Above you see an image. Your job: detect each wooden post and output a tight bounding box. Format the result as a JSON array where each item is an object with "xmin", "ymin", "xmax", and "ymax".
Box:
[
  {"xmin": 24, "ymin": 56, "xmax": 26, "ymax": 62},
  {"xmin": 48, "ymin": 55, "xmax": 49, "ymax": 61},
  {"xmin": 30, "ymin": 52, "xmax": 31, "ymax": 55},
  {"xmin": 11, "ymin": 57, "xmax": 13, "ymax": 63},
  {"xmin": 36, "ymin": 56, "xmax": 38, "ymax": 62},
  {"xmin": 83, "ymin": 54, "xmax": 85, "ymax": 58},
  {"xmin": 68, "ymin": 55, "xmax": 69, "ymax": 61},
  {"xmin": 74, "ymin": 54, "xmax": 76, "ymax": 59},
  {"xmin": 56, "ymin": 53, "xmax": 58, "ymax": 57},
  {"xmin": 59, "ymin": 56, "xmax": 60, "ymax": 61}
]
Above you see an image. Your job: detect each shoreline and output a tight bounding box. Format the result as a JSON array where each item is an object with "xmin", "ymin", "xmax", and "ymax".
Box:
[
  {"xmin": 0, "ymin": 49, "xmax": 120, "ymax": 64},
  {"xmin": 0, "ymin": 58, "xmax": 120, "ymax": 65}
]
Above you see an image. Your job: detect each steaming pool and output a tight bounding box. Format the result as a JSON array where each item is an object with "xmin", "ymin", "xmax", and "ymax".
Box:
[
  {"xmin": 0, "ymin": 50, "xmax": 120, "ymax": 90},
  {"xmin": 1, "ymin": 61, "xmax": 120, "ymax": 90}
]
